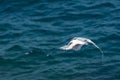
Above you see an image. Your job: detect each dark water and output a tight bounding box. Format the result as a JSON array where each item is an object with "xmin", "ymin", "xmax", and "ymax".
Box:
[{"xmin": 0, "ymin": 0, "xmax": 120, "ymax": 80}]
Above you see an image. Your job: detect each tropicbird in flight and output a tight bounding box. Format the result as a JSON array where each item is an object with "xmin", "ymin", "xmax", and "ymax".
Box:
[{"xmin": 60, "ymin": 37, "xmax": 103, "ymax": 54}]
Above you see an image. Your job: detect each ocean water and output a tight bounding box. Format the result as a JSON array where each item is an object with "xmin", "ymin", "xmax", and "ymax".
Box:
[{"xmin": 0, "ymin": 0, "xmax": 120, "ymax": 80}]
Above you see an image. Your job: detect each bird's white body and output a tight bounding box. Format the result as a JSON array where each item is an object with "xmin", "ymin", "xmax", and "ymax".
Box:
[
  {"xmin": 60, "ymin": 37, "xmax": 103, "ymax": 53},
  {"xmin": 60, "ymin": 37, "xmax": 90, "ymax": 50},
  {"xmin": 60, "ymin": 37, "xmax": 104, "ymax": 62}
]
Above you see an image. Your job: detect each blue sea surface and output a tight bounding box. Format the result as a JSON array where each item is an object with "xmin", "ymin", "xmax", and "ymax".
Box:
[{"xmin": 0, "ymin": 0, "xmax": 120, "ymax": 80}]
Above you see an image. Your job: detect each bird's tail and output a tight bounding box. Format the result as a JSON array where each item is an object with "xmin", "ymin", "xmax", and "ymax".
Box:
[{"xmin": 88, "ymin": 40, "xmax": 103, "ymax": 53}]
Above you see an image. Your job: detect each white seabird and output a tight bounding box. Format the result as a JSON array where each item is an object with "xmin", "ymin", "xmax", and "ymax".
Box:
[{"xmin": 60, "ymin": 37, "xmax": 103, "ymax": 54}]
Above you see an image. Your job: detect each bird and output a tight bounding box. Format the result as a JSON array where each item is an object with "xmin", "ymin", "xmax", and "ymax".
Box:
[
  {"xmin": 60, "ymin": 37, "xmax": 103, "ymax": 54},
  {"xmin": 60, "ymin": 37, "xmax": 104, "ymax": 63}
]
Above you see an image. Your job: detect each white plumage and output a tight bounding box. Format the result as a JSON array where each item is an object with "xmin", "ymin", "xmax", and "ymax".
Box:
[
  {"xmin": 60, "ymin": 37, "xmax": 103, "ymax": 53},
  {"xmin": 60, "ymin": 37, "xmax": 104, "ymax": 62}
]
